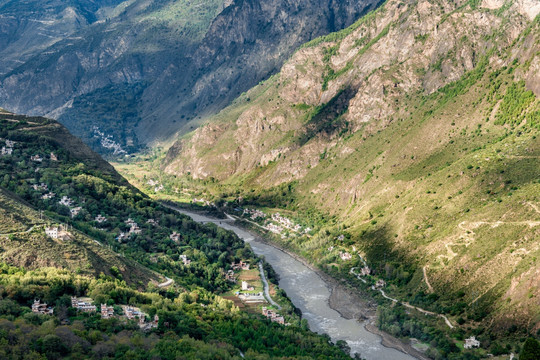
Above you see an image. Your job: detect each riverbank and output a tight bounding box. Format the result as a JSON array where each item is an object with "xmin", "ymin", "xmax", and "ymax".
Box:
[
  {"xmin": 235, "ymin": 219, "xmax": 429, "ymax": 360},
  {"xmin": 166, "ymin": 204, "xmax": 427, "ymax": 360}
]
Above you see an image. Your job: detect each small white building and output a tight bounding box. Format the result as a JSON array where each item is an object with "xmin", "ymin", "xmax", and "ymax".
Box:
[
  {"xmin": 45, "ymin": 227, "xmax": 59, "ymax": 239},
  {"xmin": 241, "ymin": 281, "xmax": 254, "ymax": 291},
  {"xmin": 42, "ymin": 192, "xmax": 55, "ymax": 200},
  {"xmin": 170, "ymin": 231, "xmax": 181, "ymax": 242},
  {"xmin": 464, "ymin": 336, "xmax": 480, "ymax": 349},
  {"xmin": 30, "ymin": 155, "xmax": 43, "ymax": 162},
  {"xmin": 116, "ymin": 232, "xmax": 128, "ymax": 243},
  {"xmin": 179, "ymin": 254, "xmax": 191, "ymax": 266},
  {"xmin": 95, "ymin": 214, "xmax": 107, "ymax": 223},
  {"xmin": 339, "ymin": 251, "xmax": 352, "ymax": 261},
  {"xmin": 360, "ymin": 266, "xmax": 371, "ymax": 276},
  {"xmin": 59, "ymin": 196, "xmax": 74, "ymax": 207},
  {"xmin": 129, "ymin": 223, "xmax": 142, "ymax": 234},
  {"xmin": 50, "ymin": 152, "xmax": 58, "ymax": 161},
  {"xmin": 70, "ymin": 207, "xmax": 82, "ymax": 218},
  {"xmin": 1, "ymin": 146, "xmax": 12, "ymax": 155}
]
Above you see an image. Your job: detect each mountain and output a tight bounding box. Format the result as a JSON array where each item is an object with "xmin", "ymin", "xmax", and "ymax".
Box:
[
  {"xmin": 163, "ymin": 0, "xmax": 540, "ymax": 339},
  {"xmin": 0, "ymin": 111, "xmax": 354, "ymax": 359},
  {"xmin": 0, "ymin": 0, "xmax": 383, "ymax": 154},
  {"xmin": 0, "ymin": 0, "xmax": 126, "ymax": 76}
]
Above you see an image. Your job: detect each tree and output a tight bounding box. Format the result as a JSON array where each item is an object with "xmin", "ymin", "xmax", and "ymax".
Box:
[{"xmin": 520, "ymin": 338, "xmax": 540, "ymax": 360}]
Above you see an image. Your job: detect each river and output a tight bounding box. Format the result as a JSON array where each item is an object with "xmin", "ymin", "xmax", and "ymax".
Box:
[{"xmin": 173, "ymin": 208, "xmax": 416, "ymax": 360}]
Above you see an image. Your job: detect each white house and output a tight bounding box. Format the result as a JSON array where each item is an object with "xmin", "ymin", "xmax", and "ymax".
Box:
[
  {"xmin": 464, "ymin": 336, "xmax": 480, "ymax": 349},
  {"xmin": 45, "ymin": 227, "xmax": 59, "ymax": 239}
]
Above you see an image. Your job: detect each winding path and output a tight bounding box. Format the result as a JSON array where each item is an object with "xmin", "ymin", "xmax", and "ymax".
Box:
[
  {"xmin": 423, "ymin": 266, "xmax": 434, "ymax": 293},
  {"xmin": 258, "ymin": 262, "xmax": 281, "ymax": 309},
  {"xmin": 158, "ymin": 277, "xmax": 174, "ymax": 288},
  {"xmin": 0, "ymin": 225, "xmax": 37, "ymax": 236},
  {"xmin": 350, "ymin": 268, "xmax": 454, "ymax": 329}
]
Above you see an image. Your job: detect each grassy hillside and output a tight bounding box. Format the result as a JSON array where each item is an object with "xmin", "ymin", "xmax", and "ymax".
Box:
[
  {"xmin": 0, "ymin": 187, "xmax": 159, "ymax": 285},
  {"xmin": 153, "ymin": 0, "xmax": 540, "ymax": 357}
]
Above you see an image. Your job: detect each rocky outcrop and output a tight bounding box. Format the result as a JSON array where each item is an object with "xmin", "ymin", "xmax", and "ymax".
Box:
[
  {"xmin": 166, "ymin": 0, "xmax": 540, "ymax": 182},
  {"xmin": 0, "ymin": 0, "xmax": 383, "ymax": 151},
  {"xmin": 0, "ymin": 0, "xmax": 125, "ymax": 76}
]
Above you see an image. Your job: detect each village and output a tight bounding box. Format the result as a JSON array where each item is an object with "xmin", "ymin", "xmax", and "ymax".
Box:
[
  {"xmin": 239, "ymin": 207, "xmax": 311, "ymax": 239},
  {"xmin": 92, "ymin": 126, "xmax": 126, "ymax": 155},
  {"xmin": 224, "ymin": 259, "xmax": 289, "ymax": 326},
  {"xmin": 31, "ymin": 296, "xmax": 159, "ymax": 331}
]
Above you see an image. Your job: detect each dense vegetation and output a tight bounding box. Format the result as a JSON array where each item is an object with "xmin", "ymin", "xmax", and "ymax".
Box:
[
  {"xmin": 0, "ymin": 264, "xmax": 351, "ymax": 360},
  {"xmin": 0, "ymin": 114, "xmax": 353, "ymax": 359}
]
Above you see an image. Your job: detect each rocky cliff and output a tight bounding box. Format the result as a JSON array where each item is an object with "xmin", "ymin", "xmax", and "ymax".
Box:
[
  {"xmin": 164, "ymin": 0, "xmax": 540, "ymax": 332},
  {"xmin": 0, "ymin": 0, "xmax": 125, "ymax": 76},
  {"xmin": 0, "ymin": 0, "xmax": 382, "ymax": 153}
]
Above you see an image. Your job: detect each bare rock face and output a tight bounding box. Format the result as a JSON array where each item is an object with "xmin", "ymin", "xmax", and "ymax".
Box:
[
  {"xmin": 0, "ymin": 0, "xmax": 383, "ymax": 152},
  {"xmin": 0, "ymin": 0, "xmax": 125, "ymax": 76},
  {"xmin": 167, "ymin": 0, "xmax": 540, "ymax": 184}
]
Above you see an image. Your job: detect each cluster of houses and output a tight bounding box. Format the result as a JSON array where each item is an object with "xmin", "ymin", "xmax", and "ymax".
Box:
[
  {"xmin": 236, "ymin": 291, "xmax": 265, "ymax": 303},
  {"xmin": 271, "ymin": 213, "xmax": 302, "ymax": 233},
  {"xmin": 193, "ymin": 198, "xmax": 213, "ymax": 207},
  {"xmin": 32, "ymin": 300, "xmax": 54, "ymax": 315},
  {"xmin": 92, "ymin": 126, "xmax": 126, "ymax": 155},
  {"xmin": 70, "ymin": 296, "xmax": 158, "ymax": 328},
  {"xmin": 58, "ymin": 196, "xmax": 82, "ymax": 218},
  {"xmin": 146, "ymin": 179, "xmax": 164, "ymax": 192},
  {"xmin": 231, "ymin": 261, "xmax": 250, "ymax": 271},
  {"xmin": 243, "ymin": 208, "xmax": 266, "ymax": 220},
  {"xmin": 71, "ymin": 297, "xmax": 96, "ymax": 312},
  {"xmin": 42, "ymin": 192, "xmax": 56, "ymax": 200},
  {"xmin": 170, "ymin": 231, "xmax": 181, "ymax": 243},
  {"xmin": 262, "ymin": 307, "xmax": 286, "ymax": 325},
  {"xmin": 123, "ymin": 306, "xmax": 159, "ymax": 330},
  {"xmin": 30, "ymin": 154, "xmax": 43, "ymax": 162},
  {"xmin": 225, "ymin": 260, "xmax": 251, "ymax": 282},
  {"xmin": 266, "ymin": 223, "xmax": 285, "ymax": 236},
  {"xmin": 116, "ymin": 218, "xmax": 142, "ymax": 242},
  {"xmin": 101, "ymin": 304, "xmax": 115, "ymax": 319},
  {"xmin": 225, "ymin": 270, "xmax": 236, "ymax": 283},
  {"xmin": 359, "ymin": 266, "xmax": 371, "ymax": 276},
  {"xmin": 32, "ymin": 183, "xmax": 48, "ymax": 191},
  {"xmin": 1, "ymin": 139, "xmax": 14, "ymax": 156},
  {"xmin": 339, "ymin": 251, "xmax": 353, "ymax": 261},
  {"xmin": 29, "ymin": 152, "xmax": 57, "ymax": 163}
]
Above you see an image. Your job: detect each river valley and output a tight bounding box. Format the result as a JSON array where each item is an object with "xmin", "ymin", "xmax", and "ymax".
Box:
[{"xmin": 169, "ymin": 207, "xmax": 418, "ymax": 360}]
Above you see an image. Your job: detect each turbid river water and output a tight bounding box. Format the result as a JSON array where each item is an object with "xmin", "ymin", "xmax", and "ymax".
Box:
[{"xmin": 173, "ymin": 208, "xmax": 415, "ymax": 360}]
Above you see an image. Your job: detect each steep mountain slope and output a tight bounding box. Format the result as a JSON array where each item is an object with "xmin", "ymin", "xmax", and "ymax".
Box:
[
  {"xmin": 0, "ymin": 187, "xmax": 159, "ymax": 285},
  {"xmin": 0, "ymin": 0, "xmax": 125, "ymax": 76},
  {"xmin": 0, "ymin": 111, "xmax": 354, "ymax": 360},
  {"xmin": 0, "ymin": 0, "xmax": 383, "ymax": 154},
  {"xmin": 164, "ymin": 0, "xmax": 540, "ymax": 336}
]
